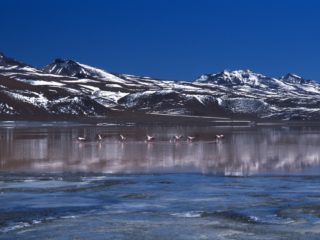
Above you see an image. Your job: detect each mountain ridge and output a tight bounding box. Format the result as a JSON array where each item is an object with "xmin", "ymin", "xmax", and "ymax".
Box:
[{"xmin": 0, "ymin": 53, "xmax": 319, "ymax": 121}]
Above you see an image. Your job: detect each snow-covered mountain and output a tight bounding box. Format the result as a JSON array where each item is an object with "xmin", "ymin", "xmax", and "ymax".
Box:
[{"xmin": 0, "ymin": 53, "xmax": 320, "ymax": 120}]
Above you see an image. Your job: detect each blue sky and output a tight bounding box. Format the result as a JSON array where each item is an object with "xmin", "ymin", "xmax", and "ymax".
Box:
[{"xmin": 1, "ymin": 0, "xmax": 319, "ymax": 80}]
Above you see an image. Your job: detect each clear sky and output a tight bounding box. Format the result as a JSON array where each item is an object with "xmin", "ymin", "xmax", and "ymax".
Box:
[{"xmin": 1, "ymin": 0, "xmax": 319, "ymax": 81}]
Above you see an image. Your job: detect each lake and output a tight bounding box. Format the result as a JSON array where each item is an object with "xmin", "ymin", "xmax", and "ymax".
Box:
[{"xmin": 1, "ymin": 121, "xmax": 320, "ymax": 239}]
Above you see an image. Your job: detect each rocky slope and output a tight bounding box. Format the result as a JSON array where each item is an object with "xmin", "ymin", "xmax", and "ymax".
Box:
[{"xmin": 0, "ymin": 53, "xmax": 319, "ymax": 120}]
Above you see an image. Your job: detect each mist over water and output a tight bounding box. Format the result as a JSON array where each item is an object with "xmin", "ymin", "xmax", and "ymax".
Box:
[{"xmin": 1, "ymin": 122, "xmax": 320, "ymax": 239}]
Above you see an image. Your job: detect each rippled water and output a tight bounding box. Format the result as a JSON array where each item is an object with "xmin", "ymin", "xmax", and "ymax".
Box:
[{"xmin": 1, "ymin": 122, "xmax": 320, "ymax": 239}]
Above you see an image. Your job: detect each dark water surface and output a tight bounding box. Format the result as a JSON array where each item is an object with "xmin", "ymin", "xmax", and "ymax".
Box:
[{"xmin": 1, "ymin": 122, "xmax": 320, "ymax": 239}]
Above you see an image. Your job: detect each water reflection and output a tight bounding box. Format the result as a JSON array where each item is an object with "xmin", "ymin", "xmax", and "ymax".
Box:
[{"xmin": 0, "ymin": 125, "xmax": 320, "ymax": 175}]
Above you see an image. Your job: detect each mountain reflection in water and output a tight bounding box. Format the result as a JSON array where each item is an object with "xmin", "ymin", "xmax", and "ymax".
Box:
[{"xmin": 0, "ymin": 124, "xmax": 320, "ymax": 175}]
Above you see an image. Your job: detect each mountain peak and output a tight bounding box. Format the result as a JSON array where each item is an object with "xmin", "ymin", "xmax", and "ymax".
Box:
[
  {"xmin": 196, "ymin": 69, "xmax": 264, "ymax": 86},
  {"xmin": 281, "ymin": 73, "xmax": 307, "ymax": 84},
  {"xmin": 43, "ymin": 58, "xmax": 89, "ymax": 78},
  {"xmin": 222, "ymin": 69, "xmax": 253, "ymax": 75},
  {"xmin": 53, "ymin": 58, "xmax": 77, "ymax": 65},
  {"xmin": 53, "ymin": 58, "xmax": 66, "ymax": 64}
]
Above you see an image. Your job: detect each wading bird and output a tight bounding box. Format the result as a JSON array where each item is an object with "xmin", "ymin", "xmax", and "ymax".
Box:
[
  {"xmin": 146, "ymin": 135, "xmax": 155, "ymax": 142},
  {"xmin": 97, "ymin": 134, "xmax": 102, "ymax": 141},
  {"xmin": 187, "ymin": 136, "xmax": 195, "ymax": 142},
  {"xmin": 77, "ymin": 136, "xmax": 86, "ymax": 142},
  {"xmin": 174, "ymin": 135, "xmax": 183, "ymax": 141},
  {"xmin": 119, "ymin": 134, "xmax": 127, "ymax": 141},
  {"xmin": 171, "ymin": 135, "xmax": 183, "ymax": 142},
  {"xmin": 216, "ymin": 134, "xmax": 224, "ymax": 140}
]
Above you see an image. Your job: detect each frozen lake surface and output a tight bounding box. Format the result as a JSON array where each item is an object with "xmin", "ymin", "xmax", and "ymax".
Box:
[{"xmin": 1, "ymin": 122, "xmax": 320, "ymax": 239}]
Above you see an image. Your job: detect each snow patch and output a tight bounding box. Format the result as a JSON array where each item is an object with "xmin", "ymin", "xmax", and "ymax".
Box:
[
  {"xmin": 62, "ymin": 79, "xmax": 99, "ymax": 83},
  {"xmin": 77, "ymin": 63, "xmax": 128, "ymax": 84},
  {"xmin": 17, "ymin": 79, "xmax": 65, "ymax": 86},
  {"xmin": 79, "ymin": 84, "xmax": 100, "ymax": 92},
  {"xmin": 95, "ymin": 90, "xmax": 129, "ymax": 103}
]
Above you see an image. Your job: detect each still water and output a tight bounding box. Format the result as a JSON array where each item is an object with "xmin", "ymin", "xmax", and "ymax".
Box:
[{"xmin": 1, "ymin": 122, "xmax": 320, "ymax": 239}]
